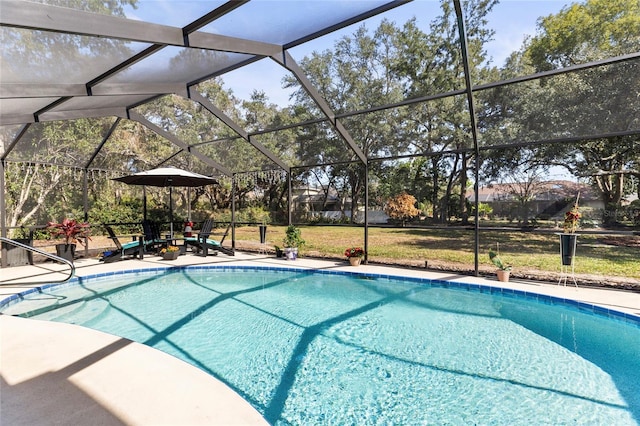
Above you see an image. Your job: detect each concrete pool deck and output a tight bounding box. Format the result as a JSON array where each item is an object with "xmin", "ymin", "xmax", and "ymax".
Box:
[{"xmin": 2, "ymin": 252, "xmax": 639, "ymax": 425}]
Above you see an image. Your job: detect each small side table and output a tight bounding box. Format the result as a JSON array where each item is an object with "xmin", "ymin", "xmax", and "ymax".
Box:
[{"xmin": 167, "ymin": 237, "xmax": 187, "ymax": 255}]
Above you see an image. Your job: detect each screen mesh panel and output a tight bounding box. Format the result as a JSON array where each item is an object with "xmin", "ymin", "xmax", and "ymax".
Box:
[{"xmin": 476, "ymin": 58, "xmax": 640, "ymax": 147}]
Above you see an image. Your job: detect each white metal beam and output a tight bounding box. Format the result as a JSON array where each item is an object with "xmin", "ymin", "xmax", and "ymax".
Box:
[
  {"xmin": 127, "ymin": 111, "xmax": 232, "ymax": 177},
  {"xmin": 188, "ymin": 90, "xmax": 290, "ymax": 172},
  {"xmin": 271, "ymin": 51, "xmax": 367, "ymax": 164}
]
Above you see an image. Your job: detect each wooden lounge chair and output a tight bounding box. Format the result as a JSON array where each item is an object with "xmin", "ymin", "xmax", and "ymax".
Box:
[
  {"xmin": 184, "ymin": 219, "xmax": 234, "ymax": 256},
  {"xmin": 141, "ymin": 220, "xmax": 168, "ymax": 253},
  {"xmin": 100, "ymin": 225, "xmax": 144, "ymax": 263}
]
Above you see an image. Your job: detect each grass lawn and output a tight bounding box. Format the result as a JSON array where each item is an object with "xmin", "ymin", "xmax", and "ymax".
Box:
[{"xmin": 232, "ymin": 225, "xmax": 640, "ymax": 281}]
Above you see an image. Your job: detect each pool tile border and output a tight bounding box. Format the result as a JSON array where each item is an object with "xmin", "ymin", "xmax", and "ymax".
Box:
[{"xmin": 1, "ymin": 265, "xmax": 638, "ymax": 328}]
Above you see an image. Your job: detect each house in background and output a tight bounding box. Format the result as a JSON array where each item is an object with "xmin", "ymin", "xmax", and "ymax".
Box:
[
  {"xmin": 292, "ymin": 186, "xmax": 390, "ymax": 223},
  {"xmin": 467, "ymin": 180, "xmax": 603, "ymax": 222}
]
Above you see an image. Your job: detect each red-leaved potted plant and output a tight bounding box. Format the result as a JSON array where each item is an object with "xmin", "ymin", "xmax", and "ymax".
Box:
[
  {"xmin": 344, "ymin": 246, "xmax": 365, "ymax": 266},
  {"xmin": 47, "ymin": 218, "xmax": 91, "ymax": 262}
]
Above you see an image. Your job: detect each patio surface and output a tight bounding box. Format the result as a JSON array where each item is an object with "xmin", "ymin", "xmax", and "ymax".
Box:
[{"xmin": 1, "ymin": 251, "xmax": 639, "ymax": 425}]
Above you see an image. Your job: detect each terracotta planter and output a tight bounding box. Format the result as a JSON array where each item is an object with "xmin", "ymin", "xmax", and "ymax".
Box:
[
  {"xmin": 349, "ymin": 257, "xmax": 362, "ymax": 267},
  {"xmin": 496, "ymin": 270, "xmax": 510, "ymax": 282},
  {"xmin": 162, "ymin": 251, "xmax": 180, "ymax": 260}
]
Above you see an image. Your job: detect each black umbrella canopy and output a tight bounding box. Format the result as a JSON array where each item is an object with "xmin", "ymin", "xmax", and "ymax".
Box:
[
  {"xmin": 112, "ymin": 167, "xmax": 219, "ymax": 233},
  {"xmin": 112, "ymin": 167, "xmax": 219, "ymax": 187}
]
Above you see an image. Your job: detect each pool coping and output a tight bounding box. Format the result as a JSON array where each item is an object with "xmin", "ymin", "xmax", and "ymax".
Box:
[{"xmin": 3, "ymin": 263, "xmax": 640, "ymax": 327}]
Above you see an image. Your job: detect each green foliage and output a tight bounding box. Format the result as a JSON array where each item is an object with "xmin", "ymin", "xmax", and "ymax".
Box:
[
  {"xmin": 306, "ymin": 213, "xmax": 350, "ymax": 225},
  {"xmin": 474, "ymin": 202, "xmax": 493, "ymax": 218},
  {"xmin": 88, "ymin": 196, "xmax": 144, "ymax": 233},
  {"xmin": 489, "ymin": 248, "xmax": 512, "ymax": 271},
  {"xmin": 283, "ymin": 225, "xmax": 305, "ymax": 248},
  {"xmin": 626, "ymin": 200, "xmax": 640, "ymax": 227},
  {"xmin": 6, "ymin": 0, "xmax": 638, "ymax": 240},
  {"xmin": 417, "ymin": 200, "xmax": 432, "ymax": 217},
  {"xmin": 237, "ymin": 206, "xmax": 272, "ymax": 224},
  {"xmin": 528, "ymin": 0, "xmax": 640, "ymax": 69},
  {"xmin": 374, "ymin": 159, "xmax": 433, "ymax": 207},
  {"xmin": 193, "ymin": 207, "xmax": 274, "ymax": 225},
  {"xmin": 520, "ymin": 0, "xmax": 640, "ymax": 220}
]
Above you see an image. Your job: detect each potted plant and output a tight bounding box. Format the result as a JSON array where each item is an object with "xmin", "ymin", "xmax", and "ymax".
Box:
[
  {"xmin": 160, "ymin": 245, "xmax": 180, "ymax": 260},
  {"xmin": 2, "ymin": 226, "xmax": 34, "ymax": 266},
  {"xmin": 344, "ymin": 246, "xmax": 365, "ymax": 266},
  {"xmin": 282, "ymin": 225, "xmax": 305, "ymax": 260},
  {"xmin": 47, "ymin": 218, "xmax": 91, "ymax": 262},
  {"xmin": 489, "ymin": 247, "xmax": 512, "ymax": 282}
]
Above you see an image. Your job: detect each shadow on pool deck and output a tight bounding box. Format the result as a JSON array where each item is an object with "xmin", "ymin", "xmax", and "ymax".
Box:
[{"xmin": 0, "ymin": 315, "xmax": 267, "ymax": 425}]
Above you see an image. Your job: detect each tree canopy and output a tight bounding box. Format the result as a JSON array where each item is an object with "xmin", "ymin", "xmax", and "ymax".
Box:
[{"xmin": 2, "ymin": 0, "xmax": 639, "ymax": 231}]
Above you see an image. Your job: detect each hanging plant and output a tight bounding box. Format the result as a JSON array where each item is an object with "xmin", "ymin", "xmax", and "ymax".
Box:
[{"xmin": 563, "ymin": 193, "xmax": 581, "ymax": 234}]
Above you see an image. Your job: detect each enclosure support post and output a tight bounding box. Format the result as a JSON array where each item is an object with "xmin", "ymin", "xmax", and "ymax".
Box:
[
  {"xmin": 83, "ymin": 168, "xmax": 89, "ymax": 257},
  {"xmin": 364, "ymin": 161, "xmax": 369, "ymax": 264},
  {"xmin": 454, "ymin": 0, "xmax": 481, "ymax": 276},
  {"xmin": 1, "ymin": 159, "xmax": 7, "ymax": 267},
  {"xmin": 474, "ymin": 154, "xmax": 480, "ymax": 275},
  {"xmin": 287, "ymin": 170, "xmax": 293, "ymax": 225},
  {"xmin": 231, "ymin": 173, "xmax": 236, "ymax": 252}
]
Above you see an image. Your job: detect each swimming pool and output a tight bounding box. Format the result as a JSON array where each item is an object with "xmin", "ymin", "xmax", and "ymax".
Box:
[{"xmin": 2, "ymin": 266, "xmax": 639, "ymax": 425}]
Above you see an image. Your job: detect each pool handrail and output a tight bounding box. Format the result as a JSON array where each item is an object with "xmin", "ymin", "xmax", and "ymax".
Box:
[{"xmin": 0, "ymin": 237, "xmax": 75, "ymax": 284}]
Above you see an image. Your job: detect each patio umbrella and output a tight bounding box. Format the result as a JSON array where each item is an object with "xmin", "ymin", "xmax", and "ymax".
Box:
[{"xmin": 113, "ymin": 167, "xmax": 219, "ymax": 236}]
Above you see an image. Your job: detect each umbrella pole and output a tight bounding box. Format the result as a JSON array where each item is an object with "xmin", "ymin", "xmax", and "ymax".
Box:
[
  {"xmin": 169, "ymin": 186, "xmax": 174, "ymax": 238},
  {"xmin": 188, "ymin": 187, "xmax": 191, "ymax": 220},
  {"xmin": 143, "ymin": 186, "xmax": 148, "ymax": 220}
]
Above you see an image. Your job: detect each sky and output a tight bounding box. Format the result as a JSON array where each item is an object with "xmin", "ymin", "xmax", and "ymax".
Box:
[
  {"xmin": 220, "ymin": 0, "xmax": 572, "ymax": 107},
  {"xmin": 123, "ymin": 0, "xmax": 572, "ymax": 107},
  {"xmin": 123, "ymin": 0, "xmax": 575, "ymax": 181}
]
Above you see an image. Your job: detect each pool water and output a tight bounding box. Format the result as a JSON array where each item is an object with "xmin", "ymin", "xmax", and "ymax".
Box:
[{"xmin": 4, "ymin": 267, "xmax": 640, "ymax": 425}]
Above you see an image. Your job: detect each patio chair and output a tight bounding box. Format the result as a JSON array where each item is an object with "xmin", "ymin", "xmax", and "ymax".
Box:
[
  {"xmin": 100, "ymin": 225, "xmax": 144, "ymax": 263},
  {"xmin": 184, "ymin": 219, "xmax": 234, "ymax": 256},
  {"xmin": 141, "ymin": 220, "xmax": 168, "ymax": 253}
]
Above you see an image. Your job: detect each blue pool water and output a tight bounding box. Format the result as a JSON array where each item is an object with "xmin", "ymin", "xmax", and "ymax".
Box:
[{"xmin": 2, "ymin": 267, "xmax": 639, "ymax": 425}]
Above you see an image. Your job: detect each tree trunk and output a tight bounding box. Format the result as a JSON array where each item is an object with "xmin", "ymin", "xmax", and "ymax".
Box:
[
  {"xmin": 9, "ymin": 164, "xmax": 62, "ymax": 229},
  {"xmin": 443, "ymin": 155, "xmax": 459, "ymax": 223},
  {"xmin": 459, "ymin": 152, "xmax": 469, "ymax": 224},
  {"xmin": 595, "ymin": 173, "xmax": 624, "ymax": 226},
  {"xmin": 431, "ymin": 156, "xmax": 439, "ymax": 222}
]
